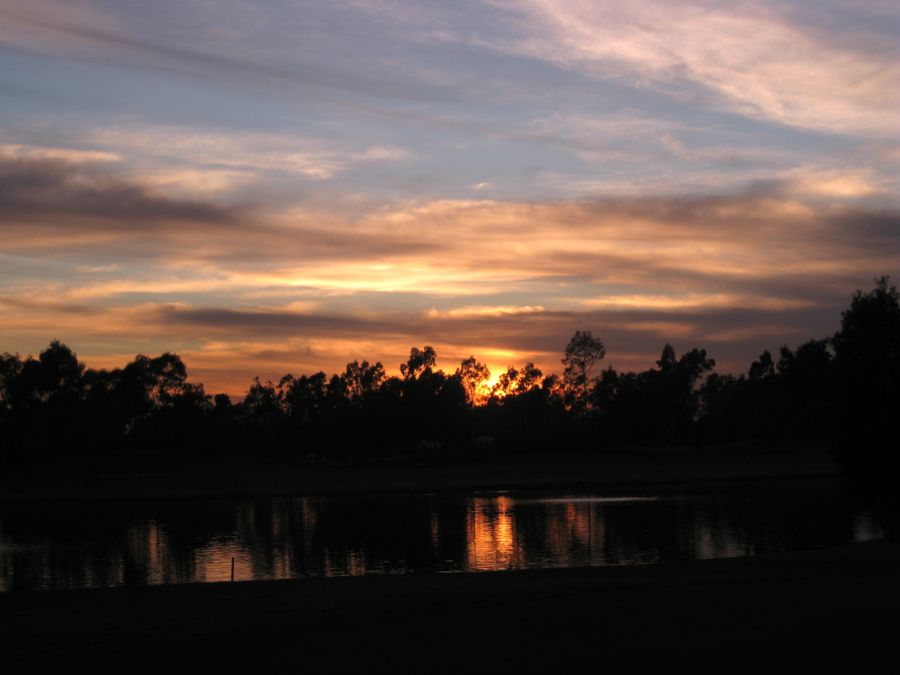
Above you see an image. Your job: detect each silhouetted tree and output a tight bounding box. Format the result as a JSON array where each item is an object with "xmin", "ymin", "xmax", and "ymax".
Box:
[
  {"xmin": 562, "ymin": 331, "xmax": 605, "ymax": 413},
  {"xmin": 456, "ymin": 356, "xmax": 490, "ymax": 404},
  {"xmin": 833, "ymin": 276, "xmax": 900, "ymax": 489},
  {"xmin": 698, "ymin": 372, "xmax": 742, "ymax": 441},
  {"xmin": 0, "ymin": 352, "xmax": 23, "ymax": 470},
  {"xmin": 660, "ymin": 346, "xmax": 715, "ymax": 443},
  {"xmin": 776, "ymin": 339, "xmax": 836, "ymax": 440},
  {"xmin": 491, "ymin": 362, "xmax": 543, "ymax": 400},
  {"xmin": 491, "ymin": 366, "xmax": 519, "ymax": 400},
  {"xmin": 749, "ymin": 350, "xmax": 775, "ymax": 380},
  {"xmin": 518, "ymin": 362, "xmax": 543, "ymax": 393},
  {"xmin": 400, "ymin": 346, "xmax": 437, "ymax": 380},
  {"xmin": 342, "ymin": 360, "xmax": 385, "ymax": 403},
  {"xmin": 3, "ymin": 280, "xmax": 897, "ymax": 474},
  {"xmin": 0, "ymin": 352, "xmax": 23, "ymax": 412}
]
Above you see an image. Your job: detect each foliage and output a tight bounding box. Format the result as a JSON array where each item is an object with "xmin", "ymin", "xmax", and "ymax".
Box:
[
  {"xmin": 0, "ymin": 279, "xmax": 896, "ymax": 478},
  {"xmin": 832, "ymin": 276, "xmax": 900, "ymax": 485},
  {"xmin": 561, "ymin": 330, "xmax": 605, "ymax": 413},
  {"xmin": 456, "ymin": 356, "xmax": 490, "ymax": 404}
]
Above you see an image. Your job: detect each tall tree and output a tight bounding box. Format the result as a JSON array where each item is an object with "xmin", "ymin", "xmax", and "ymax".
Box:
[
  {"xmin": 833, "ymin": 276, "xmax": 900, "ymax": 482},
  {"xmin": 562, "ymin": 330, "xmax": 605, "ymax": 412}
]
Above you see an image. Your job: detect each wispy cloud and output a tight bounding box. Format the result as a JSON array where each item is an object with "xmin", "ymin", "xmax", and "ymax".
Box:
[
  {"xmin": 0, "ymin": 0, "xmax": 455, "ymax": 104},
  {"xmin": 1, "ymin": 0, "xmax": 896, "ymax": 394},
  {"xmin": 87, "ymin": 126, "xmax": 411, "ymax": 182},
  {"xmin": 427, "ymin": 305, "xmax": 545, "ymax": 318},
  {"xmin": 0, "ymin": 144, "xmax": 121, "ymax": 164},
  {"xmin": 489, "ymin": 0, "xmax": 900, "ymax": 135},
  {"xmin": 3, "ymin": 153, "xmax": 896, "ymax": 291},
  {"xmin": 3, "ymin": 151, "xmax": 896, "ymax": 392}
]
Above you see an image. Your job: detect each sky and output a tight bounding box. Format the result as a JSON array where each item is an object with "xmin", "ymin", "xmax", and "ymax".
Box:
[{"xmin": 1, "ymin": 0, "xmax": 898, "ymax": 396}]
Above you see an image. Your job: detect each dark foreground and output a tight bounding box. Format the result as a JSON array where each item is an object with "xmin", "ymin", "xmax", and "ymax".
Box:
[
  {"xmin": 0, "ymin": 445, "xmax": 838, "ymax": 501},
  {"xmin": 5, "ymin": 540, "xmax": 899, "ymax": 673}
]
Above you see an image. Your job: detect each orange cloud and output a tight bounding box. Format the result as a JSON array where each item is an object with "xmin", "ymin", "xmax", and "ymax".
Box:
[{"xmin": 2, "ymin": 153, "xmax": 897, "ymax": 395}]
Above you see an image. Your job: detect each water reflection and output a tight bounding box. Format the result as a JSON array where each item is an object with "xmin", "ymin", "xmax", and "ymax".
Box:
[
  {"xmin": 467, "ymin": 496, "xmax": 522, "ymax": 570},
  {"xmin": 0, "ymin": 480, "xmax": 885, "ymax": 591}
]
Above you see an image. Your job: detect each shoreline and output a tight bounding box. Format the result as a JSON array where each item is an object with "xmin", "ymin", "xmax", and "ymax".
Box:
[
  {"xmin": 0, "ymin": 447, "xmax": 840, "ymax": 503},
  {"xmin": 5, "ymin": 540, "xmax": 899, "ymax": 671},
  {"xmin": 5, "ymin": 446, "xmax": 891, "ymax": 672}
]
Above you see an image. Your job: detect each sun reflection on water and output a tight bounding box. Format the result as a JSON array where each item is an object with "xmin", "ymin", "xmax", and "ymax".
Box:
[
  {"xmin": 466, "ymin": 495, "xmax": 524, "ymax": 571},
  {"xmin": 0, "ymin": 484, "xmax": 883, "ymax": 591}
]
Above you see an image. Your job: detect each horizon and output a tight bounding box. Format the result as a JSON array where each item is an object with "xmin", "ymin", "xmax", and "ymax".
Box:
[
  {"xmin": 2, "ymin": 0, "xmax": 898, "ymax": 396},
  {"xmin": 11, "ymin": 319, "xmax": 844, "ymax": 400}
]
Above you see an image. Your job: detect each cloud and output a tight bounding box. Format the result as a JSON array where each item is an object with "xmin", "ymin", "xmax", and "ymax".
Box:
[
  {"xmin": 357, "ymin": 145, "xmax": 412, "ymax": 162},
  {"xmin": 0, "ymin": 0, "xmax": 458, "ymax": 104},
  {"xmin": 0, "ymin": 144, "xmax": 121, "ymax": 164},
  {"xmin": 1, "ymin": 143, "xmax": 897, "ymax": 394},
  {"xmin": 138, "ymin": 168, "xmax": 260, "ymax": 198},
  {"xmin": 576, "ymin": 293, "xmax": 815, "ymax": 312},
  {"xmin": 79, "ymin": 301, "xmax": 846, "ymax": 394},
  {"xmin": 488, "ymin": 0, "xmax": 900, "ymax": 135},
  {"xmin": 781, "ymin": 167, "xmax": 885, "ymax": 199},
  {"xmin": 86, "ymin": 126, "xmax": 412, "ymax": 181},
  {"xmin": 3, "ymin": 151, "xmax": 897, "ymax": 297},
  {"xmin": 156, "ymin": 305, "xmax": 403, "ymax": 336},
  {"xmin": 2, "ymin": 0, "xmax": 897, "ymax": 398},
  {"xmin": 0, "ymin": 154, "xmax": 237, "ymax": 227},
  {"xmin": 427, "ymin": 305, "xmax": 545, "ymax": 318},
  {"xmin": 0, "ymin": 274, "xmax": 862, "ymax": 397},
  {"xmin": 656, "ymin": 134, "xmax": 789, "ymax": 167}
]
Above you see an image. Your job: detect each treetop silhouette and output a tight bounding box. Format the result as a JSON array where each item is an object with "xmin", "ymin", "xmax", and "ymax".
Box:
[
  {"xmin": 0, "ymin": 278, "xmax": 896, "ymax": 481},
  {"xmin": 562, "ymin": 330, "xmax": 605, "ymax": 412}
]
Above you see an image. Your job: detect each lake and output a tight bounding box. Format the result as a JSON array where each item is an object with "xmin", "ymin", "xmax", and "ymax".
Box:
[{"xmin": 0, "ymin": 478, "xmax": 883, "ymax": 591}]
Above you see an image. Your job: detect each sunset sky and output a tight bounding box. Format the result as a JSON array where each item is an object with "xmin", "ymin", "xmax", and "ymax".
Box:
[{"xmin": 1, "ymin": 0, "xmax": 898, "ymax": 396}]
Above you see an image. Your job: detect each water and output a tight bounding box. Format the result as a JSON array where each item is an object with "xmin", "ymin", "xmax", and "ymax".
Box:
[{"xmin": 0, "ymin": 478, "xmax": 883, "ymax": 591}]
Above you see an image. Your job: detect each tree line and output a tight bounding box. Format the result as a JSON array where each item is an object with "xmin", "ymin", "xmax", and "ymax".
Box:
[{"xmin": 1, "ymin": 278, "xmax": 897, "ymax": 482}]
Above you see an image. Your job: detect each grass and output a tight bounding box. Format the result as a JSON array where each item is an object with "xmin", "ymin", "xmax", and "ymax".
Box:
[
  {"xmin": 0, "ymin": 444, "xmax": 839, "ymax": 501},
  {"xmin": 4, "ymin": 540, "xmax": 898, "ymax": 672}
]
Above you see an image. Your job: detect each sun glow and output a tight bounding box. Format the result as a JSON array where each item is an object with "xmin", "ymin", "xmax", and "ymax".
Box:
[{"xmin": 2, "ymin": 0, "xmax": 896, "ymax": 394}]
